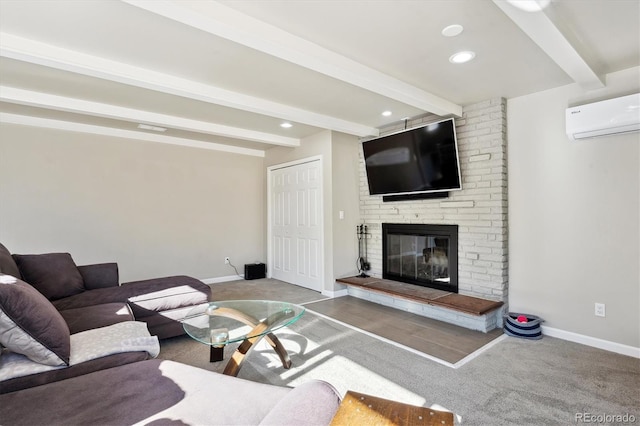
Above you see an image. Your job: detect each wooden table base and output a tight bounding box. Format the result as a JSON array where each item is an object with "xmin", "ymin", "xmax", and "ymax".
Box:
[{"xmin": 208, "ymin": 307, "xmax": 295, "ymax": 376}]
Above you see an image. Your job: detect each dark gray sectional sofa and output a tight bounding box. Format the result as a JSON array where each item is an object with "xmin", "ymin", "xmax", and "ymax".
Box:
[
  {"xmin": 0, "ymin": 243, "xmax": 343, "ymax": 425},
  {"xmin": 1, "ymin": 244, "xmax": 211, "ymax": 339},
  {"xmin": 0, "ymin": 242, "xmax": 211, "ymax": 393}
]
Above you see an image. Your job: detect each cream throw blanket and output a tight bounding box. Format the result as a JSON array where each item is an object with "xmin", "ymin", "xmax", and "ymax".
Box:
[{"xmin": 0, "ymin": 321, "xmax": 160, "ymax": 381}]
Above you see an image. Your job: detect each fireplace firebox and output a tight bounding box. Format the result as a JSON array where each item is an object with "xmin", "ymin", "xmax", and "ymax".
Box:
[{"xmin": 382, "ymin": 223, "xmax": 458, "ymax": 293}]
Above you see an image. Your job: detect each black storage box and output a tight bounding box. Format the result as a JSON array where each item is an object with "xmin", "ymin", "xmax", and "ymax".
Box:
[{"xmin": 244, "ymin": 263, "xmax": 266, "ymax": 280}]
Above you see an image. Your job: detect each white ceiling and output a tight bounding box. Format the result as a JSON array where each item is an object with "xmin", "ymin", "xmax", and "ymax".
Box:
[{"xmin": 0, "ymin": 0, "xmax": 638, "ymax": 155}]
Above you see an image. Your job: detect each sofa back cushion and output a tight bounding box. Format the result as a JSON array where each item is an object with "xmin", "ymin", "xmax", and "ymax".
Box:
[
  {"xmin": 77, "ymin": 263, "xmax": 119, "ymax": 290},
  {"xmin": 13, "ymin": 253, "xmax": 85, "ymax": 301},
  {"xmin": 0, "ymin": 243, "xmax": 21, "ymax": 279},
  {"xmin": 0, "ymin": 274, "xmax": 71, "ymax": 366}
]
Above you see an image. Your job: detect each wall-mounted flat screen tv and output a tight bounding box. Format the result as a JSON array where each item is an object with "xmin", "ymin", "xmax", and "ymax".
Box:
[{"xmin": 362, "ymin": 118, "xmax": 462, "ymax": 197}]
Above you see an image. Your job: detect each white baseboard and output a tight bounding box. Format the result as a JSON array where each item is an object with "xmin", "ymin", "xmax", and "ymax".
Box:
[
  {"xmin": 201, "ymin": 275, "xmax": 244, "ymax": 285},
  {"xmin": 542, "ymin": 326, "xmax": 640, "ymax": 359},
  {"xmin": 322, "ymin": 288, "xmax": 348, "ymax": 298}
]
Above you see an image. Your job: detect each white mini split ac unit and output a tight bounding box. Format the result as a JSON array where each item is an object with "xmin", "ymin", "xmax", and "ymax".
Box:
[{"xmin": 565, "ymin": 93, "xmax": 640, "ymax": 141}]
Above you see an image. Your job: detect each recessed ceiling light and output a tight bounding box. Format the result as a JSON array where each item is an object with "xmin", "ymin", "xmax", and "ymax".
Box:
[
  {"xmin": 280, "ymin": 122, "xmax": 293, "ymax": 128},
  {"xmin": 441, "ymin": 24, "xmax": 463, "ymax": 37},
  {"xmin": 382, "ymin": 111, "xmax": 392, "ymax": 117},
  {"xmin": 449, "ymin": 51, "xmax": 476, "ymax": 64},
  {"xmin": 137, "ymin": 123, "xmax": 167, "ymax": 132}
]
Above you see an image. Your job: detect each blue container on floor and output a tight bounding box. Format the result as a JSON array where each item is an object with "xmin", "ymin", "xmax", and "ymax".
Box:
[{"xmin": 503, "ymin": 312, "xmax": 543, "ymax": 340}]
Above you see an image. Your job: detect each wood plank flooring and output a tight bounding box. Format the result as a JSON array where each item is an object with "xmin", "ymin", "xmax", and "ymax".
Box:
[
  {"xmin": 305, "ymin": 296, "xmax": 503, "ymax": 364},
  {"xmin": 209, "ymin": 278, "xmax": 503, "ymax": 365}
]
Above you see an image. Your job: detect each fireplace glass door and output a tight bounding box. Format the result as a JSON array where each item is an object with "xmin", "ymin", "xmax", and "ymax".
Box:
[{"xmin": 383, "ymin": 223, "xmax": 458, "ymax": 292}]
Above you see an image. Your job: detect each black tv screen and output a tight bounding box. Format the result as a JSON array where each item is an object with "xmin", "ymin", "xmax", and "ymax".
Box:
[{"xmin": 362, "ymin": 118, "xmax": 462, "ymax": 196}]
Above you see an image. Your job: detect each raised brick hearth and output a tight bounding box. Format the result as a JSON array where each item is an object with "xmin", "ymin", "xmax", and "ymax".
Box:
[{"xmin": 337, "ymin": 276, "xmax": 504, "ymax": 332}]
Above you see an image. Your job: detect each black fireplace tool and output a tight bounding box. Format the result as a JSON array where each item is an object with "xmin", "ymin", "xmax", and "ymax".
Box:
[{"xmin": 356, "ymin": 224, "xmax": 371, "ymax": 277}]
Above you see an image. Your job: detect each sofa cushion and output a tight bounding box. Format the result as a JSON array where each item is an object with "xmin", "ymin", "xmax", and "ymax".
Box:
[
  {"xmin": 13, "ymin": 253, "xmax": 85, "ymax": 300},
  {"xmin": 77, "ymin": 263, "xmax": 119, "ymax": 290},
  {"xmin": 51, "ymin": 285, "xmax": 131, "ymax": 311},
  {"xmin": 0, "ymin": 243, "xmax": 21, "ymax": 279},
  {"xmin": 123, "ymin": 276, "xmax": 211, "ymax": 318},
  {"xmin": 0, "ymin": 351, "xmax": 148, "ymax": 395},
  {"xmin": 52, "ymin": 275, "xmax": 210, "ymax": 314},
  {"xmin": 137, "ymin": 305, "xmax": 202, "ymax": 340},
  {"xmin": 59, "ymin": 303, "xmax": 134, "ymax": 334},
  {"xmin": 0, "ymin": 275, "xmax": 70, "ymax": 366},
  {"xmin": 0, "ymin": 359, "xmax": 315, "ymax": 425},
  {"xmin": 259, "ymin": 379, "xmax": 342, "ymax": 426}
]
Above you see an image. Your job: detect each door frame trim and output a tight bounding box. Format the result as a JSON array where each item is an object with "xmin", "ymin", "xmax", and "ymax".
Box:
[{"xmin": 267, "ymin": 155, "xmax": 324, "ymax": 291}]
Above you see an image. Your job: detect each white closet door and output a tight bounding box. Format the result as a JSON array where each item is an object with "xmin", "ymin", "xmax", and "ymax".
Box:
[{"xmin": 270, "ymin": 159, "xmax": 323, "ymax": 292}]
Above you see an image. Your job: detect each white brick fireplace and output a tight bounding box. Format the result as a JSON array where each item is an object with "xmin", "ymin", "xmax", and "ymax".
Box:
[{"xmin": 358, "ymin": 98, "xmax": 508, "ymax": 305}]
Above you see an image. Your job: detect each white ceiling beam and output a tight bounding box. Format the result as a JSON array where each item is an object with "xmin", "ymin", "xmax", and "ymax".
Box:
[
  {"xmin": 0, "ymin": 113, "xmax": 265, "ymax": 157},
  {"xmin": 123, "ymin": 0, "xmax": 463, "ymax": 117},
  {"xmin": 0, "ymin": 86, "xmax": 300, "ymax": 147},
  {"xmin": 0, "ymin": 33, "xmax": 378, "ymax": 137},
  {"xmin": 492, "ymin": 0, "xmax": 605, "ymax": 90}
]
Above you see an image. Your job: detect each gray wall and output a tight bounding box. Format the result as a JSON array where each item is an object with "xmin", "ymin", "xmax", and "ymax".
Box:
[
  {"xmin": 331, "ymin": 132, "xmax": 361, "ymax": 281},
  {"xmin": 0, "ymin": 124, "xmax": 265, "ymax": 282},
  {"xmin": 508, "ymin": 67, "xmax": 640, "ymax": 348}
]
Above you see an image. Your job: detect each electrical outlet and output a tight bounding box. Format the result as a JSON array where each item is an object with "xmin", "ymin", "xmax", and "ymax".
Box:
[
  {"xmin": 224, "ymin": 257, "xmax": 230, "ymax": 265},
  {"xmin": 595, "ymin": 303, "xmax": 606, "ymax": 317}
]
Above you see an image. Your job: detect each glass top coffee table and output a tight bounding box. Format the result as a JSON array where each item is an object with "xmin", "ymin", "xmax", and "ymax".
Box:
[{"xmin": 182, "ymin": 300, "xmax": 305, "ymax": 376}]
